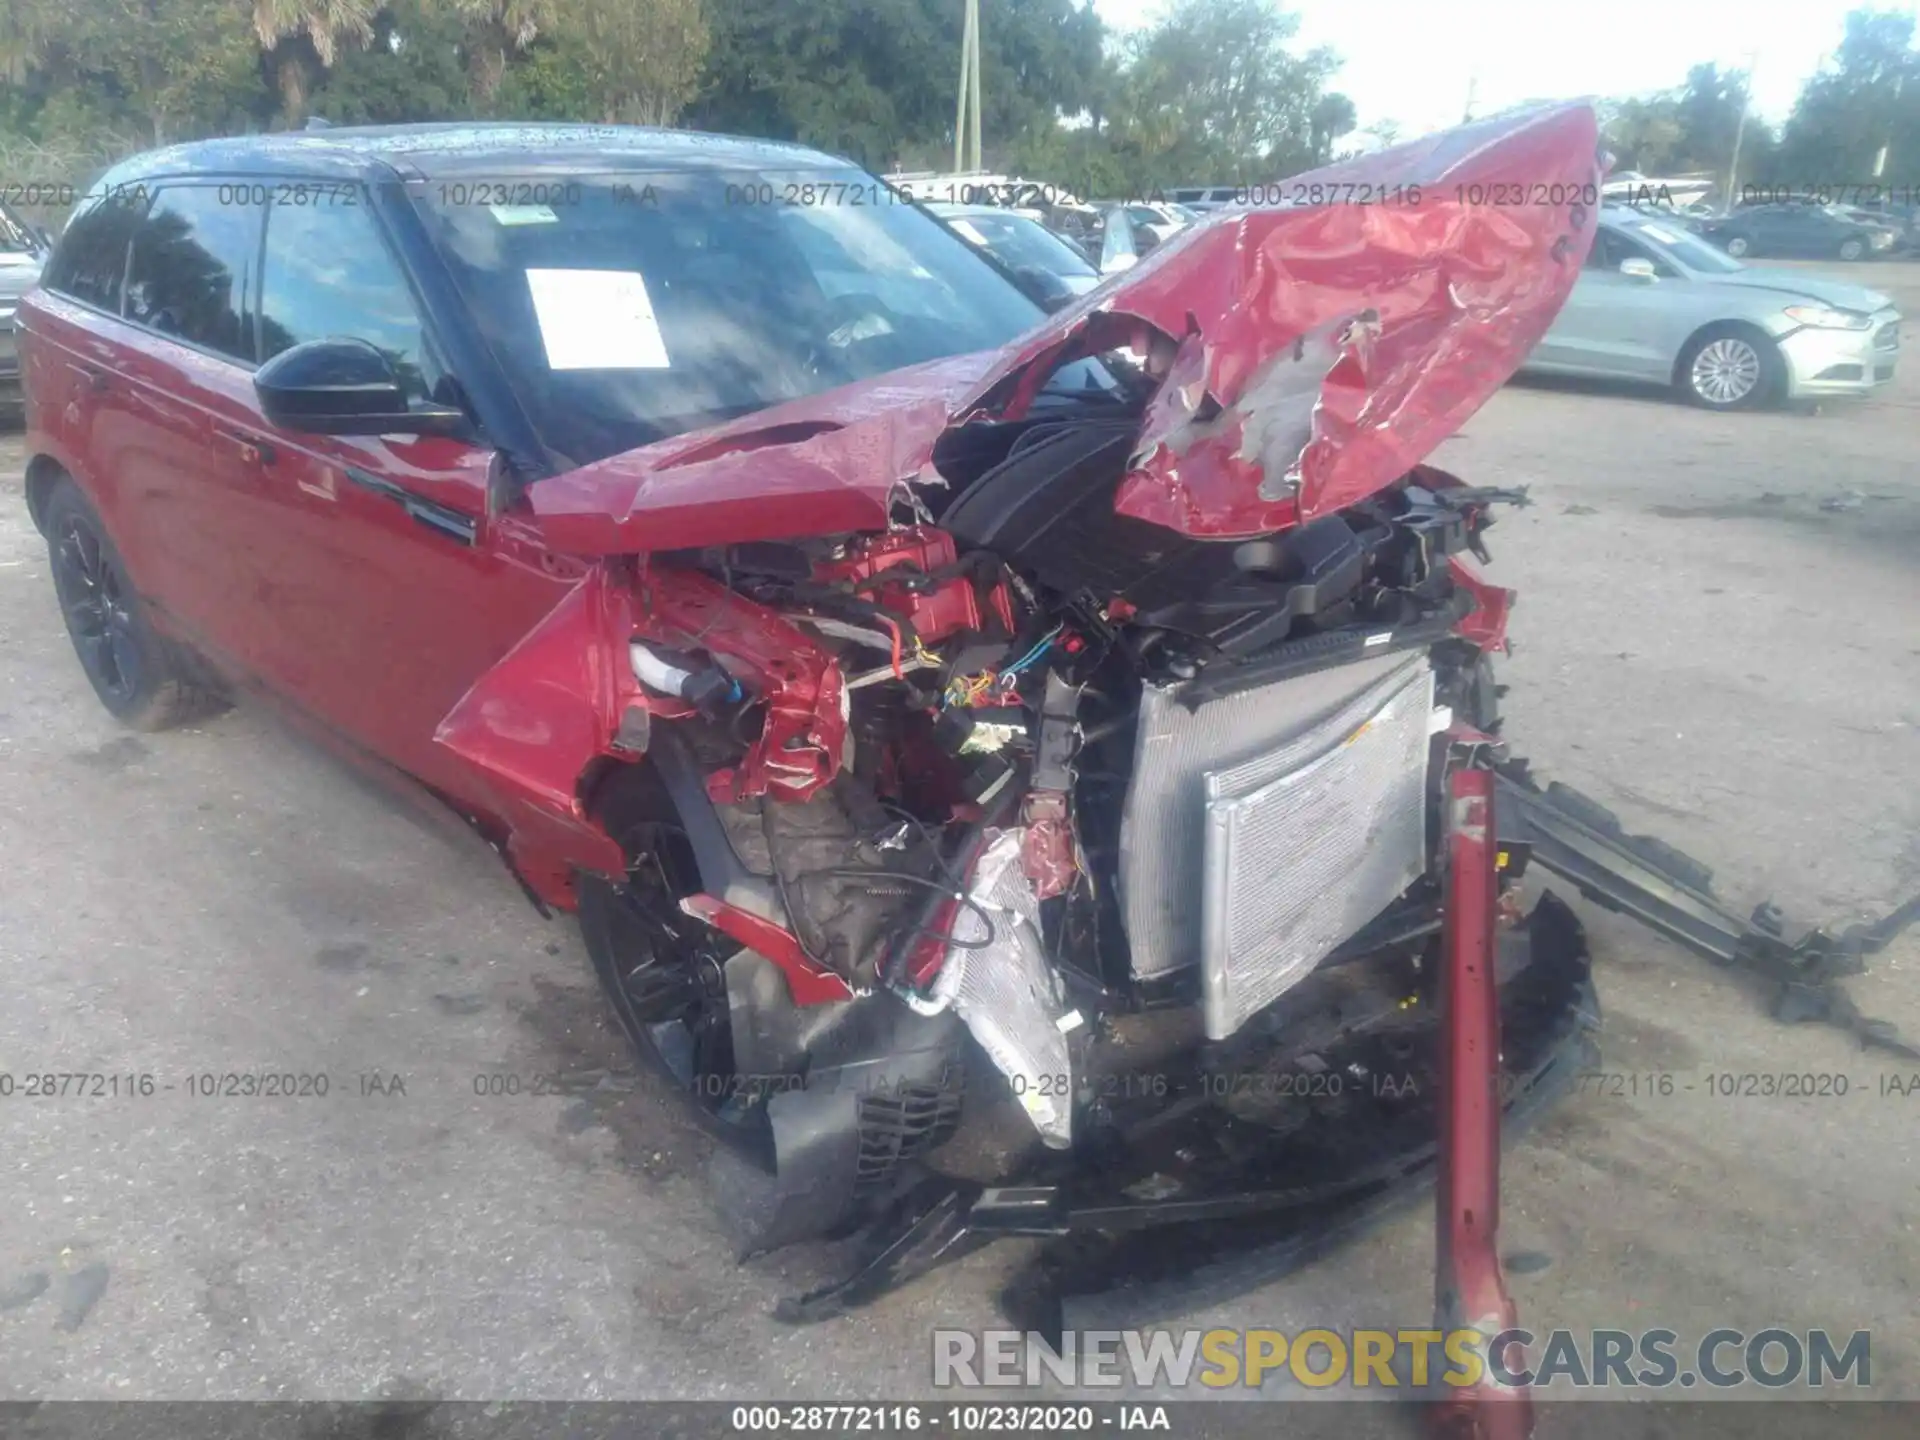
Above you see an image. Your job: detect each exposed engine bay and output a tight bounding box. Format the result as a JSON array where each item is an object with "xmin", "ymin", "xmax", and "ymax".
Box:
[
  {"xmin": 411, "ymin": 103, "xmax": 1920, "ymax": 1379},
  {"xmin": 559, "ymin": 365, "xmax": 1539, "ymax": 1230},
  {"xmin": 626, "ymin": 449, "xmax": 1519, "ymax": 1036}
]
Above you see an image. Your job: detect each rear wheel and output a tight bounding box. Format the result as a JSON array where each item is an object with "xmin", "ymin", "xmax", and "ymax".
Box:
[
  {"xmin": 1676, "ymin": 325, "xmax": 1781, "ymax": 410},
  {"xmin": 43, "ymin": 477, "xmax": 228, "ymax": 730}
]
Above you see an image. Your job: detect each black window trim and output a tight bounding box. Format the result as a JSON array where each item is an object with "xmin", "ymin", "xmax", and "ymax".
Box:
[
  {"xmin": 46, "ymin": 172, "xmax": 457, "ymax": 391},
  {"xmin": 40, "ymin": 183, "xmax": 154, "ymax": 330},
  {"xmin": 127, "ymin": 181, "xmax": 266, "ymax": 370},
  {"xmin": 254, "ymin": 174, "xmax": 454, "ymax": 408},
  {"xmin": 44, "ymin": 179, "xmax": 263, "ymax": 373}
]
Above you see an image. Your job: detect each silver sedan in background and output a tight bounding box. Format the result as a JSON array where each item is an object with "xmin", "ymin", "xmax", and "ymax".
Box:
[{"xmin": 1524, "ymin": 208, "xmax": 1901, "ymax": 409}]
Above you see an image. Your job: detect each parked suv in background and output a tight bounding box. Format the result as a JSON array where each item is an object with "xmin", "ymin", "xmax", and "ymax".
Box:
[{"xmin": 0, "ymin": 201, "xmax": 51, "ymax": 401}]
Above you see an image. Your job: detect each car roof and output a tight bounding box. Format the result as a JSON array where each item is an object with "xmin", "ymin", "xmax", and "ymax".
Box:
[{"xmin": 90, "ymin": 122, "xmax": 855, "ymax": 191}]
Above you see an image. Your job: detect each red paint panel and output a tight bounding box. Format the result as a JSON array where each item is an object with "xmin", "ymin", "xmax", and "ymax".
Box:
[
  {"xmin": 529, "ymin": 105, "xmax": 1600, "ymax": 553},
  {"xmin": 1449, "ymin": 556, "xmax": 1514, "ymax": 653},
  {"xmin": 1433, "ymin": 763, "xmax": 1532, "ymax": 1440},
  {"xmin": 812, "ymin": 527, "xmax": 992, "ymax": 647},
  {"xmin": 435, "ymin": 565, "xmax": 645, "ymax": 819},
  {"xmin": 679, "ymin": 894, "xmax": 855, "ymax": 1005},
  {"xmin": 629, "ymin": 568, "xmax": 851, "ymax": 804},
  {"xmin": 530, "ymin": 354, "xmax": 999, "ymax": 555}
]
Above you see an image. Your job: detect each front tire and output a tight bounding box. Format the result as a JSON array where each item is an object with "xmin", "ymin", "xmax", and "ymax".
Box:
[
  {"xmin": 43, "ymin": 477, "xmax": 228, "ymax": 730},
  {"xmin": 1676, "ymin": 325, "xmax": 1781, "ymax": 411},
  {"xmin": 576, "ymin": 764, "xmax": 776, "ymax": 1159},
  {"xmin": 1722, "ymin": 235, "xmax": 1750, "ymax": 257},
  {"xmin": 1838, "ymin": 238, "xmax": 1866, "ymax": 261}
]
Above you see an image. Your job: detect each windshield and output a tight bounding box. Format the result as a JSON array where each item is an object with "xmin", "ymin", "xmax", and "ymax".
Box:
[
  {"xmin": 1612, "ymin": 214, "xmax": 1744, "ymax": 275},
  {"xmin": 941, "ymin": 211, "xmax": 1099, "ymax": 282},
  {"xmin": 413, "ymin": 168, "xmax": 1052, "ymax": 466}
]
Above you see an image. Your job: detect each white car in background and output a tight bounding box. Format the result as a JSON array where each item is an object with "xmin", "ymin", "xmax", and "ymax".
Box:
[
  {"xmin": 0, "ymin": 202, "xmax": 51, "ymax": 401},
  {"xmin": 1524, "ymin": 208, "xmax": 1901, "ymax": 409}
]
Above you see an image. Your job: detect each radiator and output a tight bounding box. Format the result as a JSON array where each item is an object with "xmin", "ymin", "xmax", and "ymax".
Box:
[{"xmin": 1118, "ymin": 652, "xmax": 1434, "ymax": 1038}]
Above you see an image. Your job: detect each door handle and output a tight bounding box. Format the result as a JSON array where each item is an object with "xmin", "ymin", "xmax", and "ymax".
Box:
[
  {"xmin": 217, "ymin": 427, "xmax": 278, "ymax": 467},
  {"xmin": 68, "ymin": 362, "xmax": 110, "ymax": 394}
]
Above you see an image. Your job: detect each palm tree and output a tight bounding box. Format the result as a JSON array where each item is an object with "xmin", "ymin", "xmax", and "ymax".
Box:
[
  {"xmin": 449, "ymin": 0, "xmax": 555, "ymax": 108},
  {"xmin": 0, "ymin": 0, "xmax": 58, "ymax": 86},
  {"xmin": 252, "ymin": 0, "xmax": 378, "ymax": 126}
]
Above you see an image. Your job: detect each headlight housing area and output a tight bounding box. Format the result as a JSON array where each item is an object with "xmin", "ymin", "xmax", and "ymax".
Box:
[{"xmin": 1782, "ymin": 304, "xmax": 1874, "ymax": 331}]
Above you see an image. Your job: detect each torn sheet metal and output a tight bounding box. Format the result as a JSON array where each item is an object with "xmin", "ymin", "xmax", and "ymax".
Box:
[
  {"xmin": 433, "ymin": 565, "xmax": 641, "ymax": 904},
  {"xmin": 434, "ymin": 560, "xmax": 852, "ymax": 908},
  {"xmin": 529, "ymin": 104, "xmax": 1603, "ymax": 555},
  {"xmin": 928, "ymin": 829, "xmax": 1074, "ymax": 1147},
  {"xmin": 965, "ymin": 103, "xmax": 1605, "ymax": 539},
  {"xmin": 629, "ymin": 567, "xmax": 851, "ymax": 804}
]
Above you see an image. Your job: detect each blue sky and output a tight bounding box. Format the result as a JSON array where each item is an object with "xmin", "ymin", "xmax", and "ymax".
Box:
[{"xmin": 1088, "ymin": 0, "xmax": 1918, "ymax": 138}]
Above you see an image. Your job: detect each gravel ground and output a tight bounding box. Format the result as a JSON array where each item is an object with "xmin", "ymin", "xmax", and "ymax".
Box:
[{"xmin": 1, "ymin": 263, "xmax": 1916, "ymax": 1416}]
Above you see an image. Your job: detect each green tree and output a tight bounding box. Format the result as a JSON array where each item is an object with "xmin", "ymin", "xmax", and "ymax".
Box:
[
  {"xmin": 493, "ymin": 0, "xmax": 708, "ymax": 126},
  {"xmin": 1308, "ymin": 91, "xmax": 1355, "ymax": 165},
  {"xmin": 0, "ymin": 0, "xmax": 259, "ymax": 149},
  {"xmin": 447, "ymin": 0, "xmax": 555, "ymax": 107},
  {"xmin": 1601, "ymin": 95, "xmax": 1686, "ymax": 174},
  {"xmin": 694, "ymin": 0, "xmax": 948, "ymax": 166},
  {"xmin": 309, "ymin": 0, "xmax": 468, "ymax": 124},
  {"xmin": 252, "ymin": 0, "xmax": 379, "ymax": 125},
  {"xmin": 1101, "ymin": 0, "xmax": 1343, "ymax": 186},
  {"xmin": 1772, "ymin": 9, "xmax": 1919, "ymax": 186},
  {"xmin": 692, "ymin": 0, "xmax": 1100, "ymax": 171}
]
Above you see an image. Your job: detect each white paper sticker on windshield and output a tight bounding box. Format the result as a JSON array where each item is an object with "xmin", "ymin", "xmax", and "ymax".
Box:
[
  {"xmin": 948, "ymin": 218, "xmax": 986, "ymax": 245},
  {"xmin": 1638, "ymin": 224, "xmax": 1683, "ymax": 244},
  {"xmin": 525, "ymin": 268, "xmax": 671, "ymax": 370},
  {"xmin": 490, "ymin": 204, "xmax": 559, "ymax": 226}
]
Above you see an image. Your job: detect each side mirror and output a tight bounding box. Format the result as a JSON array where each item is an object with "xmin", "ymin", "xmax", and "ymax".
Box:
[
  {"xmin": 1618, "ymin": 258, "xmax": 1659, "ymax": 282},
  {"xmin": 253, "ymin": 336, "xmax": 467, "ymax": 437}
]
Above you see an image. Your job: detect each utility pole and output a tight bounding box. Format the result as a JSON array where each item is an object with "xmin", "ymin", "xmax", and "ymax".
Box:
[
  {"xmin": 954, "ymin": 0, "xmax": 983, "ymax": 173},
  {"xmin": 1725, "ymin": 50, "xmax": 1758, "ymax": 212},
  {"xmin": 1463, "ymin": 73, "xmax": 1478, "ymax": 123}
]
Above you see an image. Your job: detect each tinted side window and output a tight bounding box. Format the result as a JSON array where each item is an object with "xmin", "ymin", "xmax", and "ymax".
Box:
[
  {"xmin": 258, "ymin": 194, "xmax": 432, "ymax": 401},
  {"xmin": 125, "ymin": 186, "xmax": 262, "ymax": 361},
  {"xmin": 42, "ymin": 192, "xmax": 147, "ymax": 312}
]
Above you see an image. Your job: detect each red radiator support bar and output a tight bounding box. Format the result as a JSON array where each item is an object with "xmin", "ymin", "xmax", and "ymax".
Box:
[{"xmin": 1430, "ymin": 759, "xmax": 1534, "ymax": 1440}]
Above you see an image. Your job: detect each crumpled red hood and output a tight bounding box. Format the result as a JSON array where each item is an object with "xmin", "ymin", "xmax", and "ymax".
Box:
[{"xmin": 532, "ymin": 102, "xmax": 1601, "ymax": 553}]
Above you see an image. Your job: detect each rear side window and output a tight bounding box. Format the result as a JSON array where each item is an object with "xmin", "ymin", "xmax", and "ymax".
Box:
[
  {"xmin": 258, "ymin": 193, "xmax": 433, "ymax": 402},
  {"xmin": 42, "ymin": 191, "xmax": 147, "ymax": 312},
  {"xmin": 125, "ymin": 186, "xmax": 263, "ymax": 362}
]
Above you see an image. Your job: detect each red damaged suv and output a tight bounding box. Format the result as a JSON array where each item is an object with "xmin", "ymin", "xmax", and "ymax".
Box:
[{"xmin": 19, "ymin": 111, "xmax": 1606, "ymax": 1323}]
